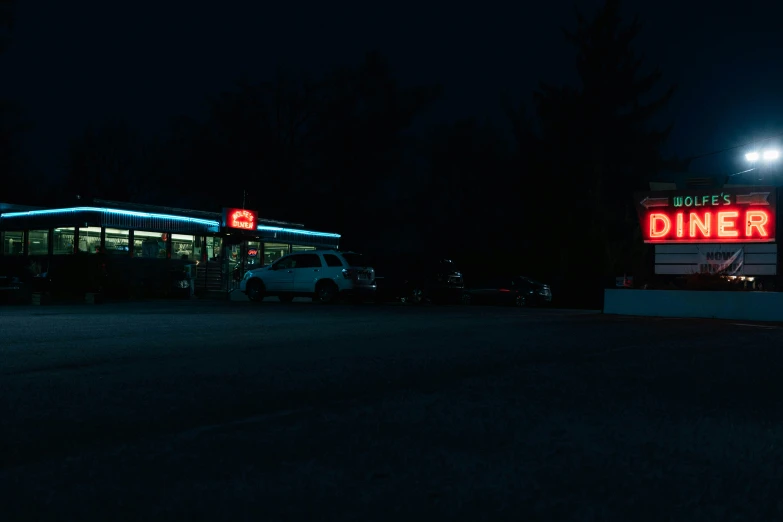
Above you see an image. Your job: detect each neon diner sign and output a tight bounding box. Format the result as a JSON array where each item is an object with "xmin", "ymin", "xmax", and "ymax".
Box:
[
  {"xmin": 635, "ymin": 188, "xmax": 777, "ymax": 243},
  {"xmin": 224, "ymin": 208, "xmax": 258, "ymax": 231}
]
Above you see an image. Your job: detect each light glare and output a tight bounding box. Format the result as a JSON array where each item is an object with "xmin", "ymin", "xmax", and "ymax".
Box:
[
  {"xmin": 763, "ymin": 149, "xmax": 780, "ymax": 160},
  {"xmin": 746, "ymin": 151, "xmax": 760, "ymax": 162}
]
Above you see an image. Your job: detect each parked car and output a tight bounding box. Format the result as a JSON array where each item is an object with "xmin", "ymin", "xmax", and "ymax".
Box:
[
  {"xmin": 374, "ymin": 257, "xmax": 465, "ymax": 304},
  {"xmin": 464, "ymin": 275, "xmax": 552, "ymax": 307},
  {"xmin": 239, "ymin": 250, "xmax": 376, "ymax": 304}
]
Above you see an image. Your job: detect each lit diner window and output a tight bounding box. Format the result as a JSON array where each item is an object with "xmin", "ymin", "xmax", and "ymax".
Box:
[
  {"xmin": 245, "ymin": 241, "xmax": 262, "ymax": 269},
  {"xmin": 205, "ymin": 236, "xmax": 222, "ymax": 260},
  {"xmin": 291, "ymin": 244, "xmax": 316, "ymax": 254},
  {"xmin": 3, "ymin": 231, "xmax": 24, "ymax": 255},
  {"xmin": 134, "ymin": 230, "xmax": 167, "ymax": 258},
  {"xmin": 53, "ymin": 227, "xmax": 76, "ymax": 255},
  {"xmin": 79, "ymin": 226, "xmax": 102, "ymax": 254},
  {"xmin": 172, "ymin": 234, "xmax": 195, "ymax": 261},
  {"xmin": 105, "ymin": 228, "xmax": 131, "ymax": 255},
  {"xmin": 228, "ymin": 243, "xmax": 244, "ymax": 264},
  {"xmin": 263, "ymin": 243, "xmax": 289, "ymax": 265},
  {"xmin": 28, "ymin": 230, "xmax": 49, "ymax": 256}
]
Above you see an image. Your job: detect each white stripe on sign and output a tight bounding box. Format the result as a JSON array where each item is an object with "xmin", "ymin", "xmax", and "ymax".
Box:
[
  {"xmin": 655, "ymin": 263, "xmax": 776, "ymax": 275},
  {"xmin": 655, "ymin": 243, "xmax": 777, "ymax": 255},
  {"xmin": 745, "ymin": 253, "xmax": 777, "ymax": 264}
]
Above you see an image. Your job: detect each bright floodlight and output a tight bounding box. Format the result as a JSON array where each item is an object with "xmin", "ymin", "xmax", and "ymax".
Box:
[
  {"xmin": 746, "ymin": 151, "xmax": 760, "ymax": 162},
  {"xmin": 763, "ymin": 149, "xmax": 780, "ymax": 160}
]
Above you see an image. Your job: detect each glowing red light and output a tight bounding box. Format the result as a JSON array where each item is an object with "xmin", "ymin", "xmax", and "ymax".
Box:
[
  {"xmin": 746, "ymin": 210, "xmax": 769, "ymax": 238},
  {"xmin": 224, "ymin": 208, "xmax": 258, "ymax": 231},
  {"xmin": 643, "ymin": 207, "xmax": 774, "ymax": 243},
  {"xmin": 717, "ymin": 211, "xmax": 739, "ymax": 238},
  {"xmin": 688, "ymin": 212, "xmax": 710, "ymax": 238},
  {"xmin": 498, "ymin": 288, "xmax": 511, "ymax": 292},
  {"xmin": 649, "ymin": 213, "xmax": 671, "ymax": 238}
]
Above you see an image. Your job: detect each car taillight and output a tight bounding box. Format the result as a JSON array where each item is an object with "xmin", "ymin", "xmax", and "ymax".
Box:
[
  {"xmin": 342, "ymin": 269, "xmax": 355, "ymax": 279},
  {"xmin": 499, "ymin": 288, "xmax": 511, "ymax": 292}
]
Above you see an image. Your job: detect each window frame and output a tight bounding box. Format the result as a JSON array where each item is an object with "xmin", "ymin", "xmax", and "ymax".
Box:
[
  {"xmin": 293, "ymin": 253, "xmax": 323, "ymax": 269},
  {"xmin": 323, "ymin": 253, "xmax": 344, "ymax": 268},
  {"xmin": 272, "ymin": 255, "xmax": 295, "ymax": 270}
]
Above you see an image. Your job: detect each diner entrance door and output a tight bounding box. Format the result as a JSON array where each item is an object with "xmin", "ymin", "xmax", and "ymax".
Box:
[{"xmin": 194, "ymin": 236, "xmax": 225, "ymax": 293}]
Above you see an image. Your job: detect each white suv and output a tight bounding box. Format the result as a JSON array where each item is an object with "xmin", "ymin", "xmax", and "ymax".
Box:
[{"xmin": 239, "ymin": 250, "xmax": 376, "ymax": 303}]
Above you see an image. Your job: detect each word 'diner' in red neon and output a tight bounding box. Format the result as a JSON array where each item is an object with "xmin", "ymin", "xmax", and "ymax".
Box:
[
  {"xmin": 229, "ymin": 209, "xmax": 256, "ymax": 230},
  {"xmin": 648, "ymin": 209, "xmax": 770, "ymax": 240}
]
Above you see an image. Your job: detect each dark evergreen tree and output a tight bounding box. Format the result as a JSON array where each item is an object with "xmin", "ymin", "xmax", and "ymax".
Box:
[
  {"xmin": 159, "ymin": 52, "xmax": 441, "ymax": 237},
  {"xmin": 419, "ymin": 118, "xmax": 513, "ymax": 265},
  {"xmin": 530, "ymin": 0, "xmax": 676, "ymax": 281},
  {"xmin": 0, "ymin": 0, "xmax": 28, "ymax": 204},
  {"xmin": 63, "ymin": 120, "xmax": 159, "ymax": 203}
]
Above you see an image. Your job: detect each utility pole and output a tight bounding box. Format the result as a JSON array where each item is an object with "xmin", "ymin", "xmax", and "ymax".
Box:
[{"xmin": 242, "ymin": 190, "xmax": 247, "ymax": 210}]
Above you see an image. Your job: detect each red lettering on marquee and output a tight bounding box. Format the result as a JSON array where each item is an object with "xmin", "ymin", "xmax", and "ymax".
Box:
[
  {"xmin": 649, "ymin": 213, "xmax": 671, "ymax": 238},
  {"xmin": 644, "ymin": 208, "xmax": 773, "ymax": 243},
  {"xmin": 717, "ymin": 211, "xmax": 739, "ymax": 238},
  {"xmin": 689, "ymin": 212, "xmax": 710, "ymax": 238},
  {"xmin": 746, "ymin": 210, "xmax": 769, "ymax": 238}
]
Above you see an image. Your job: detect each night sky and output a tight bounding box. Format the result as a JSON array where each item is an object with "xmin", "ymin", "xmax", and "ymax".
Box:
[{"xmin": 3, "ymin": 0, "xmax": 783, "ymax": 185}]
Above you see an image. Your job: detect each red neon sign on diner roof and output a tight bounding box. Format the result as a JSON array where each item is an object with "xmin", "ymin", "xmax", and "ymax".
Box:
[
  {"xmin": 223, "ymin": 207, "xmax": 258, "ymax": 231},
  {"xmin": 635, "ymin": 188, "xmax": 777, "ymax": 243}
]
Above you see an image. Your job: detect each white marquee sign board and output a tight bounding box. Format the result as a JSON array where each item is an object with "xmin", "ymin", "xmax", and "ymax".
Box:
[{"xmin": 655, "ymin": 243, "xmax": 777, "ymax": 276}]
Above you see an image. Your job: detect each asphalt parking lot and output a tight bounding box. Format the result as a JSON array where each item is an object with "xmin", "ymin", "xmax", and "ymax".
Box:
[{"xmin": 2, "ymin": 300, "xmax": 783, "ymax": 521}]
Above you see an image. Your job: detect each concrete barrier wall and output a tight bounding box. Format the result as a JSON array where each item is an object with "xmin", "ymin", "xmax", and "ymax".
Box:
[{"xmin": 604, "ymin": 289, "xmax": 783, "ymax": 322}]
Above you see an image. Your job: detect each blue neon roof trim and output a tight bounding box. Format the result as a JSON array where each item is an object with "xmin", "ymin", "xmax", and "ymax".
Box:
[
  {"xmin": 0, "ymin": 206, "xmax": 221, "ymax": 227},
  {"xmin": 257, "ymin": 224, "xmax": 341, "ymax": 238}
]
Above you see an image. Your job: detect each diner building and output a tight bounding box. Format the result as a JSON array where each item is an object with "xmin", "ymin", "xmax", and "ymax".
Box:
[{"xmin": 0, "ymin": 199, "xmax": 341, "ymax": 297}]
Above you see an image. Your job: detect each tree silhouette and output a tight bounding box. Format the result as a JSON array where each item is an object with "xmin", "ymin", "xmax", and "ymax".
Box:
[
  {"xmin": 154, "ymin": 52, "xmax": 441, "ymax": 236},
  {"xmin": 155, "ymin": 69, "xmax": 323, "ymax": 217},
  {"xmin": 64, "ymin": 120, "xmax": 160, "ymax": 203},
  {"xmin": 0, "ymin": 0, "xmax": 31, "ymax": 204},
  {"xmin": 418, "ymin": 118, "xmax": 513, "ymax": 261},
  {"xmin": 529, "ymin": 0, "xmax": 675, "ymax": 278},
  {"xmin": 0, "ymin": 0, "xmax": 12, "ymax": 54},
  {"xmin": 306, "ymin": 51, "xmax": 442, "ymax": 235}
]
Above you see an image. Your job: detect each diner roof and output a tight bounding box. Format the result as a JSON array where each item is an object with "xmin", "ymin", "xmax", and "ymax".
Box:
[
  {"xmin": 93, "ymin": 199, "xmax": 308, "ymax": 229},
  {"xmin": 0, "ymin": 200, "xmax": 341, "ymax": 248}
]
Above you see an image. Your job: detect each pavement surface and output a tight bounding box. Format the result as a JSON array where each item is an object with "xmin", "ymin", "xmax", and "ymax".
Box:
[{"xmin": 2, "ymin": 299, "xmax": 783, "ymax": 521}]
